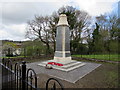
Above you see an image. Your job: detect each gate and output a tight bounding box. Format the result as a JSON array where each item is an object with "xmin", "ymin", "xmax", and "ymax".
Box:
[{"xmin": 1, "ymin": 58, "xmax": 64, "ymax": 90}]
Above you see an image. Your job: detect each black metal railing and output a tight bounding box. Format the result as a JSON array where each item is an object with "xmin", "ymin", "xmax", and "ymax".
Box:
[
  {"xmin": 46, "ymin": 78, "xmax": 64, "ymax": 90},
  {"xmin": 1, "ymin": 58, "xmax": 64, "ymax": 90}
]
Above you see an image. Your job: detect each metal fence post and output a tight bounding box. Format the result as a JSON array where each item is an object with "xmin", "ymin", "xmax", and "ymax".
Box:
[{"xmin": 22, "ymin": 61, "xmax": 26, "ymax": 90}]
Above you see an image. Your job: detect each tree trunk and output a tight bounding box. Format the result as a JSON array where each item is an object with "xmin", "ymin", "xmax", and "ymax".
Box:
[{"xmin": 46, "ymin": 43, "xmax": 50, "ymax": 56}]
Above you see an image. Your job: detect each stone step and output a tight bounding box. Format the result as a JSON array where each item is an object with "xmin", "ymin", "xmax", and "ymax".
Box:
[
  {"xmin": 62, "ymin": 62, "xmax": 82, "ymax": 69},
  {"xmin": 38, "ymin": 62, "xmax": 85, "ymax": 72},
  {"xmin": 63, "ymin": 61, "xmax": 79, "ymax": 65},
  {"xmin": 42, "ymin": 60, "xmax": 80, "ymax": 66},
  {"xmin": 48, "ymin": 63, "xmax": 85, "ymax": 72},
  {"xmin": 65, "ymin": 63, "xmax": 85, "ymax": 71}
]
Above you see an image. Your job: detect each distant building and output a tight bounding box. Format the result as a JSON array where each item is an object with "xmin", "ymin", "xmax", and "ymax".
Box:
[
  {"xmin": 2, "ymin": 40, "xmax": 23, "ymax": 56},
  {"xmin": 13, "ymin": 42, "xmax": 22, "ymax": 56}
]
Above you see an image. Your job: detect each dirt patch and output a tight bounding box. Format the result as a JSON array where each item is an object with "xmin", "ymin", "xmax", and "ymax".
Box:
[{"xmin": 36, "ymin": 63, "xmax": 119, "ymax": 88}]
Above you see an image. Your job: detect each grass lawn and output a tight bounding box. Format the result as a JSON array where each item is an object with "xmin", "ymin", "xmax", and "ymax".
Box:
[{"xmin": 72, "ymin": 54, "xmax": 119, "ymax": 61}]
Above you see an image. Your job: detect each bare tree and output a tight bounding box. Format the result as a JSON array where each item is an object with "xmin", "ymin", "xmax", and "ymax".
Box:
[
  {"xmin": 26, "ymin": 15, "xmax": 52, "ymax": 54},
  {"xmin": 26, "ymin": 6, "xmax": 91, "ymax": 54}
]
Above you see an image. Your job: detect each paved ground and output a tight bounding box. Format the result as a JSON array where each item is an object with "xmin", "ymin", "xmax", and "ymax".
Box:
[
  {"xmin": 0, "ymin": 59, "xmax": 118, "ymax": 88},
  {"xmin": 26, "ymin": 60, "xmax": 101, "ymax": 83}
]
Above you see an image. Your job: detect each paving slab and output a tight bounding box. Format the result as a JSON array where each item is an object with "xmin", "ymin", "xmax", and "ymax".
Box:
[{"xmin": 26, "ymin": 61, "xmax": 101, "ymax": 83}]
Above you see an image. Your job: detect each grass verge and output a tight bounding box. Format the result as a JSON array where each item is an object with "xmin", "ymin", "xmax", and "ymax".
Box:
[{"xmin": 72, "ymin": 54, "xmax": 119, "ymax": 61}]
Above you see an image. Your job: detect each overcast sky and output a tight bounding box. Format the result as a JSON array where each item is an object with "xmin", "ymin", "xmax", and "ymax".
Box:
[{"xmin": 0, "ymin": 0, "xmax": 119, "ymax": 41}]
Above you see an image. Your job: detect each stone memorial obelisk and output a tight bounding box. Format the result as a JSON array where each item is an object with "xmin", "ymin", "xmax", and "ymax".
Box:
[
  {"xmin": 54, "ymin": 14, "xmax": 71, "ymax": 63},
  {"xmin": 38, "ymin": 14, "xmax": 85, "ymax": 71}
]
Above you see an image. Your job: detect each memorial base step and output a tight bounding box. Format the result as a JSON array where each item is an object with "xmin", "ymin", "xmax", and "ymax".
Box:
[{"xmin": 38, "ymin": 60, "xmax": 86, "ymax": 72}]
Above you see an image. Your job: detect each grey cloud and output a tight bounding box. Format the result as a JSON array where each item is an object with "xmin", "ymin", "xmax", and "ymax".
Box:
[
  {"xmin": 2, "ymin": 2, "xmax": 62, "ymax": 25},
  {"xmin": 0, "ymin": 2, "xmax": 64, "ymax": 41}
]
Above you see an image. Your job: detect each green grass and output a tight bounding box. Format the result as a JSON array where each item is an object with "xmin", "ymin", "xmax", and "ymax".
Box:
[
  {"xmin": 72, "ymin": 54, "xmax": 119, "ymax": 61},
  {"xmin": 0, "ymin": 56, "xmax": 26, "ymax": 59},
  {"xmin": 105, "ymin": 71, "xmax": 118, "ymax": 87}
]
